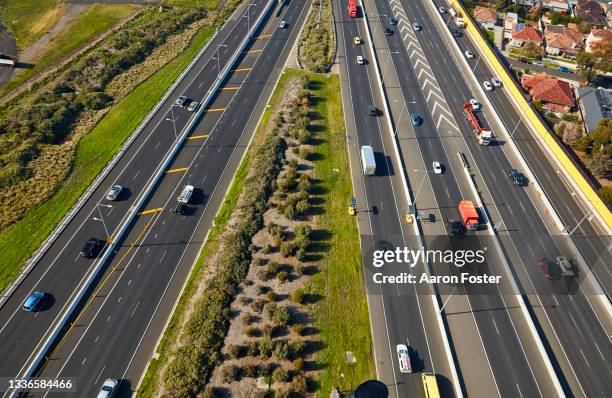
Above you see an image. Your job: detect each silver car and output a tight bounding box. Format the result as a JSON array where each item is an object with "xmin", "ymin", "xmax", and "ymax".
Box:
[
  {"xmin": 106, "ymin": 185, "xmax": 123, "ymax": 201},
  {"xmin": 556, "ymin": 256, "xmax": 575, "ymax": 277},
  {"xmin": 97, "ymin": 379, "xmax": 118, "ymax": 398},
  {"xmin": 187, "ymin": 101, "xmax": 199, "ymax": 112}
]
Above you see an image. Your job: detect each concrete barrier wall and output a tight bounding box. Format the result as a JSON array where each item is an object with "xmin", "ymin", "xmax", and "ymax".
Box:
[{"xmin": 449, "ymin": 0, "xmax": 612, "ymax": 233}]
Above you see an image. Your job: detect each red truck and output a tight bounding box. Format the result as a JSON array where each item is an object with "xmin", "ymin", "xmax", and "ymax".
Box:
[
  {"xmin": 458, "ymin": 200, "xmax": 479, "ymax": 231},
  {"xmin": 348, "ymin": 0, "xmax": 357, "ymax": 17},
  {"xmin": 463, "ymin": 102, "xmax": 491, "ymax": 145}
]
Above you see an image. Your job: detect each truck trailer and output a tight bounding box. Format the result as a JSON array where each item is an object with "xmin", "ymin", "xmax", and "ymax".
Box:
[
  {"xmin": 463, "ymin": 102, "xmax": 491, "ymax": 145},
  {"xmin": 360, "ymin": 146, "xmax": 376, "ymax": 176},
  {"xmin": 458, "ymin": 200, "xmax": 479, "ymax": 231}
]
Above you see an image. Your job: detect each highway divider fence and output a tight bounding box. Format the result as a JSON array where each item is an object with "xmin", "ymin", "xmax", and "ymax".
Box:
[{"xmin": 11, "ymin": 1, "xmax": 276, "ymax": 394}]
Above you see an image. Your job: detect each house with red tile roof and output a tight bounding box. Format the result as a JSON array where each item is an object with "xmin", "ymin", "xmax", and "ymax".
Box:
[
  {"xmin": 474, "ymin": 6, "xmax": 498, "ymax": 30},
  {"xmin": 521, "ymin": 74, "xmax": 575, "ymax": 113},
  {"xmin": 511, "ymin": 23, "xmax": 544, "ymax": 47},
  {"xmin": 545, "ymin": 23, "xmax": 583, "ymax": 56},
  {"xmin": 586, "ymin": 29, "xmax": 612, "ymax": 52}
]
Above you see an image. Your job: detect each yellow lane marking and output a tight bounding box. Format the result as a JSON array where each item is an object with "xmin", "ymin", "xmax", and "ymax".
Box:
[
  {"xmin": 231, "ymin": 67, "xmax": 251, "ymax": 72},
  {"xmin": 188, "ymin": 134, "xmax": 209, "ymax": 140},
  {"xmin": 165, "ymin": 167, "xmax": 188, "ymax": 173},
  {"xmin": 221, "ymin": 87, "xmax": 240, "ymax": 91},
  {"xmin": 44, "ymin": 211, "xmax": 162, "ymax": 362},
  {"xmin": 138, "ymin": 208, "xmax": 163, "ymax": 216},
  {"xmin": 244, "ymin": 49, "xmax": 262, "ymax": 54},
  {"xmin": 255, "ymin": 33, "xmax": 272, "ymax": 40},
  {"xmin": 204, "ymin": 108, "xmax": 226, "ymax": 112}
]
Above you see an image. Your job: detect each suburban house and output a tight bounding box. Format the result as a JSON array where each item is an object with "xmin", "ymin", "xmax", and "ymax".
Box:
[
  {"xmin": 574, "ymin": 0, "xmax": 608, "ymax": 27},
  {"xmin": 542, "ymin": 0, "xmax": 571, "ymax": 13},
  {"xmin": 521, "ymin": 74, "xmax": 575, "ymax": 113},
  {"xmin": 474, "ymin": 6, "xmax": 498, "ymax": 30},
  {"xmin": 504, "ymin": 12, "xmax": 519, "ymax": 39},
  {"xmin": 545, "ymin": 23, "xmax": 584, "ymax": 56},
  {"xmin": 586, "ymin": 28, "xmax": 612, "ymax": 51},
  {"xmin": 512, "ymin": 0, "xmax": 542, "ymax": 6},
  {"xmin": 576, "ymin": 87, "xmax": 612, "ymax": 133},
  {"xmin": 511, "ymin": 23, "xmax": 544, "ymax": 46}
]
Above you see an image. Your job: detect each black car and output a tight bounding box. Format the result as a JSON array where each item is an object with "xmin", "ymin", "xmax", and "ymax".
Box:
[
  {"xmin": 369, "ymin": 106, "xmax": 380, "ymax": 116},
  {"xmin": 389, "ymin": 17, "xmax": 398, "ymax": 25},
  {"xmin": 450, "ymin": 28, "xmax": 462, "ymax": 37},
  {"xmin": 80, "ymin": 238, "xmax": 100, "ymax": 258},
  {"xmin": 383, "ymin": 27, "xmax": 393, "ymax": 36},
  {"xmin": 509, "ymin": 169, "xmax": 527, "ymax": 186},
  {"xmin": 448, "ymin": 220, "xmax": 464, "ymax": 236}
]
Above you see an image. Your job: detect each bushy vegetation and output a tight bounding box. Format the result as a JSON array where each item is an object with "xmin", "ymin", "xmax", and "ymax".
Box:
[
  {"xmin": 0, "ymin": 7, "xmax": 204, "ymax": 191},
  {"xmin": 299, "ymin": 0, "xmax": 334, "ymax": 73},
  {"xmin": 162, "ymin": 133, "xmax": 287, "ymax": 397},
  {"xmin": 572, "ymin": 119, "xmax": 612, "ymax": 180}
]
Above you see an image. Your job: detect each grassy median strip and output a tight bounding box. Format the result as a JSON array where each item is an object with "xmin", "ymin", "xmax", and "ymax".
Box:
[
  {"xmin": 0, "ymin": 24, "xmax": 216, "ymax": 293},
  {"xmin": 305, "ymin": 70, "xmax": 375, "ymax": 392},
  {"xmin": 2, "ymin": 4, "xmax": 139, "ymax": 94}
]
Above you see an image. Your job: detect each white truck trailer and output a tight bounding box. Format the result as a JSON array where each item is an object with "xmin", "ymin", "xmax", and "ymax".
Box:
[{"xmin": 360, "ymin": 145, "xmax": 376, "ymax": 176}]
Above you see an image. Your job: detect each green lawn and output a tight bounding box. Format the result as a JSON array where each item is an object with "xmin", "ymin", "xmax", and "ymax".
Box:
[
  {"xmin": 0, "ymin": 24, "xmax": 216, "ymax": 293},
  {"xmin": 2, "ymin": 4, "xmax": 138, "ymax": 94},
  {"xmin": 162, "ymin": 0, "xmax": 220, "ymax": 8},
  {"xmin": 302, "ymin": 70, "xmax": 376, "ymax": 394},
  {"xmin": 0, "ymin": 0, "xmax": 64, "ymax": 49}
]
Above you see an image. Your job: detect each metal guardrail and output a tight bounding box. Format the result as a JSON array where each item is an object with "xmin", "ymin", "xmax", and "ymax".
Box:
[
  {"xmin": 358, "ymin": 0, "xmax": 464, "ymax": 396},
  {"xmin": 10, "ymin": 1, "xmax": 276, "ymax": 393},
  {"xmin": 0, "ymin": 26, "xmax": 222, "ymax": 310}
]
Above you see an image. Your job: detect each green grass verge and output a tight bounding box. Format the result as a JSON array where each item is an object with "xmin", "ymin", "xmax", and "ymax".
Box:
[
  {"xmin": 0, "ymin": 24, "xmax": 216, "ymax": 293},
  {"xmin": 0, "ymin": 0, "xmax": 62, "ymax": 49},
  {"xmin": 300, "ymin": 70, "xmax": 375, "ymax": 393},
  {"xmin": 162, "ymin": 0, "xmax": 220, "ymax": 8},
  {"xmin": 2, "ymin": 4, "xmax": 138, "ymax": 94}
]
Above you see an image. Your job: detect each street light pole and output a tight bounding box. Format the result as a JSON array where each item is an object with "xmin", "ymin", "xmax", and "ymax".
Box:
[
  {"xmin": 165, "ymin": 106, "xmax": 178, "ymax": 139},
  {"xmin": 95, "ymin": 203, "xmax": 113, "ymax": 242},
  {"xmin": 216, "ymin": 44, "xmax": 228, "ymax": 77},
  {"xmin": 567, "ymin": 212, "xmax": 593, "ymax": 236}
]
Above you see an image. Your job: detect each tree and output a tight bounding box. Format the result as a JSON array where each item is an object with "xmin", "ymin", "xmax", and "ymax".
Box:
[
  {"xmin": 522, "ymin": 41, "xmax": 542, "ymax": 59},
  {"xmin": 576, "ymin": 41, "xmax": 612, "ymax": 81}
]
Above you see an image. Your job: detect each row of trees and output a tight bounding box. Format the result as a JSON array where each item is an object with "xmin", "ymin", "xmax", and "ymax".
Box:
[
  {"xmin": 162, "ymin": 131, "xmax": 287, "ymax": 397},
  {"xmin": 299, "ymin": 0, "xmax": 334, "ymax": 73}
]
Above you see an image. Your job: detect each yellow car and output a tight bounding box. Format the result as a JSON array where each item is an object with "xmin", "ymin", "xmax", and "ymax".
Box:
[{"xmin": 353, "ymin": 36, "xmax": 362, "ymax": 45}]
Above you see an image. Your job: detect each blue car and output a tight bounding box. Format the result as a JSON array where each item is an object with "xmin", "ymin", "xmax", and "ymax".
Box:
[
  {"xmin": 410, "ymin": 113, "xmax": 421, "ymax": 126},
  {"xmin": 559, "ymin": 66, "xmax": 572, "ymax": 73},
  {"xmin": 23, "ymin": 291, "xmax": 45, "ymax": 312}
]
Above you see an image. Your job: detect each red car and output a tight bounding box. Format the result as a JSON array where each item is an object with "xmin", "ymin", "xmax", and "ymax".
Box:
[{"xmin": 539, "ymin": 258, "xmax": 560, "ymax": 280}]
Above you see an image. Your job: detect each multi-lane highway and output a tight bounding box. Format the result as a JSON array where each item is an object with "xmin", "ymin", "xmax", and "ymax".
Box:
[
  {"xmin": 361, "ymin": 0, "xmax": 611, "ymax": 396},
  {"xmin": 0, "ymin": 1, "xmax": 309, "ymax": 396},
  {"xmin": 333, "ymin": 1, "xmax": 460, "ymax": 397}
]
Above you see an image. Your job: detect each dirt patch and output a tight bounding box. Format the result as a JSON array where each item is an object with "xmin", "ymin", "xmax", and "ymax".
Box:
[
  {"xmin": 25, "ymin": 3, "xmax": 67, "ymax": 46},
  {"xmin": 19, "ymin": 3, "xmax": 87, "ymax": 63}
]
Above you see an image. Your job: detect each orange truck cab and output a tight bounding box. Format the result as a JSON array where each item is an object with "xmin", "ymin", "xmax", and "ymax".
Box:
[{"xmin": 458, "ymin": 200, "xmax": 479, "ymax": 231}]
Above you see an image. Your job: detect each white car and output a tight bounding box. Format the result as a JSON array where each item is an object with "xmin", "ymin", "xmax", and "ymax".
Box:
[
  {"xmin": 279, "ymin": 20, "xmax": 287, "ymax": 29},
  {"xmin": 469, "ymin": 98, "xmax": 481, "ymax": 110},
  {"xmin": 412, "ymin": 22, "xmax": 422, "ymax": 31},
  {"xmin": 187, "ymin": 101, "xmax": 199, "ymax": 112},
  {"xmin": 464, "ymin": 50, "xmax": 474, "ymax": 59},
  {"xmin": 433, "ymin": 161, "xmax": 442, "ymax": 174},
  {"xmin": 97, "ymin": 379, "xmax": 118, "ymax": 398},
  {"xmin": 439, "ymin": 6, "xmax": 447, "ymax": 13},
  {"xmin": 356, "ymin": 55, "xmax": 365, "ymax": 65},
  {"xmin": 105, "ymin": 185, "xmax": 123, "ymax": 201},
  {"xmin": 483, "ymin": 81, "xmax": 493, "ymax": 91},
  {"xmin": 396, "ymin": 344, "xmax": 412, "ymax": 373},
  {"xmin": 491, "ymin": 77, "xmax": 502, "ymax": 87}
]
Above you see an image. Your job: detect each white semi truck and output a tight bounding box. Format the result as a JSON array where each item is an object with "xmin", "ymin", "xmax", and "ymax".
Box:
[{"xmin": 360, "ymin": 145, "xmax": 376, "ymax": 176}]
